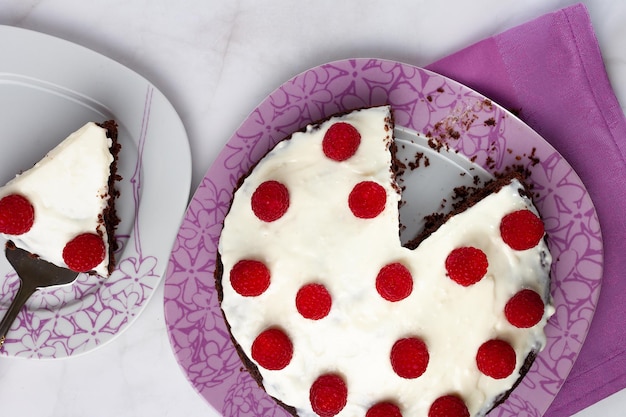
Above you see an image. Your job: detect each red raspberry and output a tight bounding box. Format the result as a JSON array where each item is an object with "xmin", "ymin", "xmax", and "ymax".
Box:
[
  {"xmin": 505, "ymin": 289, "xmax": 545, "ymax": 328},
  {"xmin": 428, "ymin": 395, "xmax": 469, "ymax": 417},
  {"xmin": 0, "ymin": 194, "xmax": 35, "ymax": 235},
  {"xmin": 251, "ymin": 180, "xmax": 289, "ymax": 222},
  {"xmin": 390, "ymin": 337, "xmax": 429, "ymax": 379},
  {"xmin": 376, "ymin": 262, "xmax": 413, "ymax": 302},
  {"xmin": 500, "ymin": 209, "xmax": 545, "ymax": 250},
  {"xmin": 322, "ymin": 122, "xmax": 361, "ymax": 161},
  {"xmin": 445, "ymin": 247, "xmax": 488, "ymax": 287},
  {"xmin": 62, "ymin": 233, "xmax": 106, "ymax": 272},
  {"xmin": 476, "ymin": 339, "xmax": 516, "ymax": 379},
  {"xmin": 348, "ymin": 181, "xmax": 387, "ymax": 219},
  {"xmin": 296, "ymin": 283, "xmax": 332, "ymax": 320},
  {"xmin": 309, "ymin": 374, "xmax": 348, "ymax": 417},
  {"xmin": 230, "ymin": 259, "xmax": 271, "ymax": 296},
  {"xmin": 366, "ymin": 402, "xmax": 402, "ymax": 417},
  {"xmin": 251, "ymin": 328, "xmax": 293, "ymax": 370}
]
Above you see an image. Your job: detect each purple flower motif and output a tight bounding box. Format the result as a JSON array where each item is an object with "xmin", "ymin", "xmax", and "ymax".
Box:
[
  {"xmin": 16, "ymin": 330, "xmax": 56, "ymax": 358},
  {"xmin": 67, "ymin": 308, "xmax": 114, "ymax": 351},
  {"xmin": 494, "ymin": 393, "xmax": 542, "ymax": 417},
  {"xmin": 108, "ymin": 291, "xmax": 142, "ymax": 329},
  {"xmin": 101, "ymin": 256, "xmax": 158, "ymax": 302}
]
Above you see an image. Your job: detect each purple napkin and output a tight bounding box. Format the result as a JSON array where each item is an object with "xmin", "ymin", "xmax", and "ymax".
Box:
[{"xmin": 427, "ymin": 3, "xmax": 626, "ymax": 416}]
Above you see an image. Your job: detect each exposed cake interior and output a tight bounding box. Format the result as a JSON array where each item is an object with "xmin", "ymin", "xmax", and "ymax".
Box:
[
  {"xmin": 217, "ymin": 106, "xmax": 553, "ymax": 417},
  {"xmin": 0, "ymin": 121, "xmax": 121, "ymax": 277}
]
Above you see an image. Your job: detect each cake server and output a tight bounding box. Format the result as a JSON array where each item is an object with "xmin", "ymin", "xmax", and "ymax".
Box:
[{"xmin": 0, "ymin": 244, "xmax": 79, "ymax": 349}]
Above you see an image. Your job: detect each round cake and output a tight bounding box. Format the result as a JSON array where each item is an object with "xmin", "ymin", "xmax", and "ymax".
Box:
[{"xmin": 216, "ymin": 106, "xmax": 553, "ymax": 417}]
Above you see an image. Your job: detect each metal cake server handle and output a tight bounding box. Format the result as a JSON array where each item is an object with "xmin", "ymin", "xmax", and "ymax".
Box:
[{"xmin": 0, "ymin": 245, "xmax": 79, "ymax": 349}]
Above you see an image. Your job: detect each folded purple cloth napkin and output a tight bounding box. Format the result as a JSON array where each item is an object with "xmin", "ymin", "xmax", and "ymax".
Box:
[{"xmin": 427, "ymin": 3, "xmax": 626, "ymax": 416}]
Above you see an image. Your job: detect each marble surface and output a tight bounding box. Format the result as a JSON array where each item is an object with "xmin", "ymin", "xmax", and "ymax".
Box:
[{"xmin": 0, "ymin": 0, "xmax": 624, "ymax": 416}]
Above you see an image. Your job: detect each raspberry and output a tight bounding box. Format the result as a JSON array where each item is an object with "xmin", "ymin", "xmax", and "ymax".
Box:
[
  {"xmin": 500, "ymin": 209, "xmax": 545, "ymax": 250},
  {"xmin": 62, "ymin": 233, "xmax": 106, "ymax": 272},
  {"xmin": 309, "ymin": 374, "xmax": 348, "ymax": 417},
  {"xmin": 505, "ymin": 289, "xmax": 545, "ymax": 328},
  {"xmin": 322, "ymin": 122, "xmax": 361, "ymax": 161},
  {"xmin": 348, "ymin": 181, "xmax": 386, "ymax": 219},
  {"xmin": 296, "ymin": 283, "xmax": 332, "ymax": 320},
  {"xmin": 251, "ymin": 328, "xmax": 293, "ymax": 370},
  {"xmin": 0, "ymin": 194, "xmax": 35, "ymax": 235},
  {"xmin": 476, "ymin": 339, "xmax": 516, "ymax": 379},
  {"xmin": 365, "ymin": 402, "xmax": 402, "ymax": 417},
  {"xmin": 230, "ymin": 259, "xmax": 271, "ymax": 296},
  {"xmin": 376, "ymin": 262, "xmax": 413, "ymax": 302},
  {"xmin": 366, "ymin": 402, "xmax": 402, "ymax": 417},
  {"xmin": 390, "ymin": 337, "xmax": 429, "ymax": 379},
  {"xmin": 445, "ymin": 247, "xmax": 488, "ymax": 287},
  {"xmin": 428, "ymin": 395, "xmax": 470, "ymax": 417},
  {"xmin": 251, "ymin": 180, "xmax": 289, "ymax": 222}
]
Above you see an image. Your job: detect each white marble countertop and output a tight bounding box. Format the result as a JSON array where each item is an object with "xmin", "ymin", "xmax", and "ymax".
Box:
[{"xmin": 0, "ymin": 0, "xmax": 624, "ymax": 416}]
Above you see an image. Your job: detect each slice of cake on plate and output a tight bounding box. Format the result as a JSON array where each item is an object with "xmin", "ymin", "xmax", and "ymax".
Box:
[
  {"xmin": 0, "ymin": 121, "xmax": 121, "ymax": 278},
  {"xmin": 216, "ymin": 106, "xmax": 553, "ymax": 417}
]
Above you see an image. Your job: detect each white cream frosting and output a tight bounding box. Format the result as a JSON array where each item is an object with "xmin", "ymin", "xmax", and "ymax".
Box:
[
  {"xmin": 218, "ymin": 106, "xmax": 553, "ymax": 417},
  {"xmin": 0, "ymin": 122, "xmax": 114, "ymax": 277}
]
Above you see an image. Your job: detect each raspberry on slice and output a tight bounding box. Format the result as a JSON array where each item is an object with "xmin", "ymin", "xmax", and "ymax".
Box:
[
  {"xmin": 390, "ymin": 337, "xmax": 429, "ymax": 379},
  {"xmin": 505, "ymin": 289, "xmax": 545, "ymax": 328},
  {"xmin": 348, "ymin": 181, "xmax": 387, "ymax": 219},
  {"xmin": 251, "ymin": 180, "xmax": 289, "ymax": 222},
  {"xmin": 500, "ymin": 209, "xmax": 545, "ymax": 250},
  {"xmin": 428, "ymin": 395, "xmax": 470, "ymax": 417},
  {"xmin": 62, "ymin": 233, "xmax": 106, "ymax": 272},
  {"xmin": 366, "ymin": 402, "xmax": 402, "ymax": 417},
  {"xmin": 476, "ymin": 339, "xmax": 516, "ymax": 379},
  {"xmin": 309, "ymin": 373, "xmax": 348, "ymax": 417},
  {"xmin": 445, "ymin": 246, "xmax": 488, "ymax": 287},
  {"xmin": 0, "ymin": 194, "xmax": 35, "ymax": 235},
  {"xmin": 230, "ymin": 259, "xmax": 271, "ymax": 296},
  {"xmin": 376, "ymin": 262, "xmax": 413, "ymax": 302},
  {"xmin": 322, "ymin": 122, "xmax": 361, "ymax": 161},
  {"xmin": 296, "ymin": 283, "xmax": 332, "ymax": 320},
  {"xmin": 251, "ymin": 328, "xmax": 293, "ymax": 370}
]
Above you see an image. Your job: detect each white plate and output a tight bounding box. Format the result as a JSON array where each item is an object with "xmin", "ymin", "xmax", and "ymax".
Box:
[{"xmin": 0, "ymin": 25, "xmax": 191, "ymax": 358}]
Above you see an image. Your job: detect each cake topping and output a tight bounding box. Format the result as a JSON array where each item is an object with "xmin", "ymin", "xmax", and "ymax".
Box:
[
  {"xmin": 322, "ymin": 122, "xmax": 361, "ymax": 161},
  {"xmin": 348, "ymin": 181, "xmax": 387, "ymax": 219},
  {"xmin": 444, "ymin": 246, "xmax": 488, "ymax": 287},
  {"xmin": 505, "ymin": 289, "xmax": 545, "ymax": 328},
  {"xmin": 500, "ymin": 209, "xmax": 545, "ymax": 250},
  {"xmin": 251, "ymin": 180, "xmax": 290, "ymax": 222},
  {"xmin": 390, "ymin": 337, "xmax": 429, "ymax": 379},
  {"xmin": 0, "ymin": 194, "xmax": 35, "ymax": 235},
  {"xmin": 296, "ymin": 283, "xmax": 332, "ymax": 320},
  {"xmin": 309, "ymin": 374, "xmax": 348, "ymax": 417},
  {"xmin": 229, "ymin": 259, "xmax": 271, "ymax": 296},
  {"xmin": 428, "ymin": 395, "xmax": 470, "ymax": 417},
  {"xmin": 366, "ymin": 402, "xmax": 402, "ymax": 417},
  {"xmin": 251, "ymin": 328, "xmax": 293, "ymax": 370},
  {"xmin": 62, "ymin": 233, "xmax": 106, "ymax": 273},
  {"xmin": 375, "ymin": 262, "xmax": 413, "ymax": 302},
  {"xmin": 476, "ymin": 339, "xmax": 517, "ymax": 379}
]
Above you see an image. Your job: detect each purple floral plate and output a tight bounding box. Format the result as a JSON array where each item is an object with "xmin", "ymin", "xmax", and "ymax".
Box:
[
  {"xmin": 164, "ymin": 59, "xmax": 603, "ymax": 416},
  {"xmin": 0, "ymin": 26, "xmax": 191, "ymax": 358}
]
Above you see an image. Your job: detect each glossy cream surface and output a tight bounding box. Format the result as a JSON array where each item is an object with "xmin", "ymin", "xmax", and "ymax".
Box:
[
  {"xmin": 0, "ymin": 122, "xmax": 114, "ymax": 277},
  {"xmin": 218, "ymin": 106, "xmax": 553, "ymax": 417}
]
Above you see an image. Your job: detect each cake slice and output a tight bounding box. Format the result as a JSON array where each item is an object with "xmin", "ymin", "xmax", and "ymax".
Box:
[{"xmin": 0, "ymin": 121, "xmax": 121, "ymax": 277}]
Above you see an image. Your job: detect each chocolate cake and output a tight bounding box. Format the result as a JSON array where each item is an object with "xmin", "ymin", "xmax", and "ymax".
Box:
[{"xmin": 216, "ymin": 106, "xmax": 553, "ymax": 417}]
